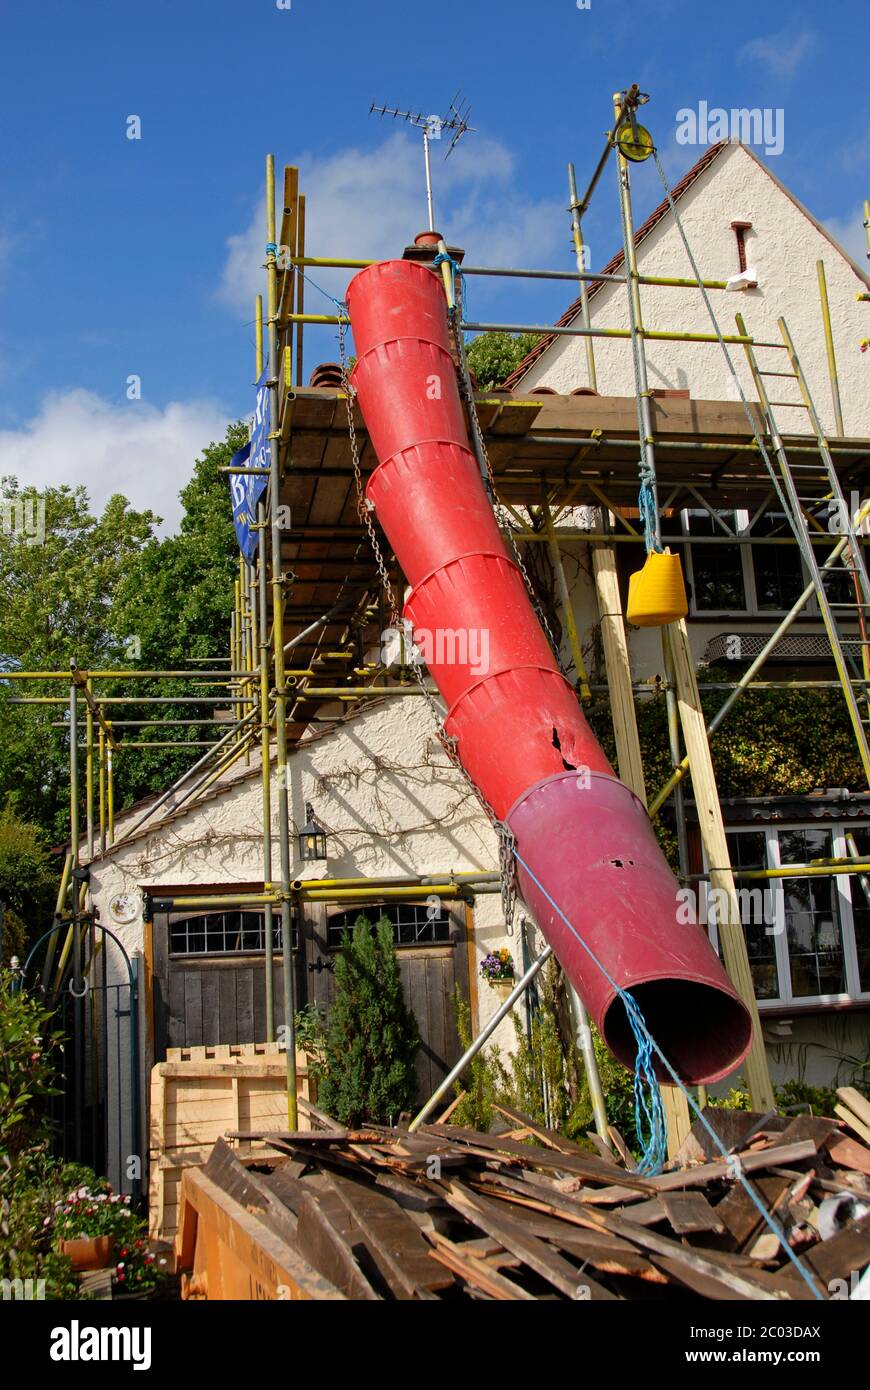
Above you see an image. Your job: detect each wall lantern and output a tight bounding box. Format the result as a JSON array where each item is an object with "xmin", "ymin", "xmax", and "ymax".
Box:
[{"xmin": 299, "ymin": 803, "xmax": 327, "ymax": 861}]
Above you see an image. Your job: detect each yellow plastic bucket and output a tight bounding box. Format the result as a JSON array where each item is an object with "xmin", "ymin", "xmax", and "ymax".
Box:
[{"xmin": 626, "ymin": 549, "xmax": 688, "ymax": 627}]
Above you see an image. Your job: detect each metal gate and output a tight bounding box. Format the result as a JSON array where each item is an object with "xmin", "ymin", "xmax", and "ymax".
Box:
[{"xmin": 21, "ymin": 922, "xmax": 141, "ymax": 1198}]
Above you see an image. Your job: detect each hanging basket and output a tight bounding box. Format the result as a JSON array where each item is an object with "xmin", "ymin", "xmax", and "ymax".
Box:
[{"xmin": 626, "ymin": 549, "xmax": 688, "ymax": 627}]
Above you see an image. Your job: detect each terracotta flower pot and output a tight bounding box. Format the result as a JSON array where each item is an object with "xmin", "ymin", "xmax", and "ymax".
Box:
[
  {"xmin": 60, "ymin": 1235, "xmax": 115, "ymax": 1271},
  {"xmin": 490, "ymin": 978, "xmax": 516, "ymax": 1000}
]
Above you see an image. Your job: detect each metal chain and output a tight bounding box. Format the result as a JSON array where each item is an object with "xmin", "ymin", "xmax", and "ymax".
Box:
[{"xmin": 338, "ymin": 317, "xmax": 400, "ymax": 629}]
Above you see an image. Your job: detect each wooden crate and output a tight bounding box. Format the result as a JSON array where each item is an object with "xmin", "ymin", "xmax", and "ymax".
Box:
[{"xmin": 148, "ymin": 1043, "xmax": 313, "ymax": 1241}]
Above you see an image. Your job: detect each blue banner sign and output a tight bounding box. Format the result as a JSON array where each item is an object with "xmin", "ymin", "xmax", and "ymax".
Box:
[{"xmin": 230, "ymin": 365, "xmax": 271, "ymax": 562}]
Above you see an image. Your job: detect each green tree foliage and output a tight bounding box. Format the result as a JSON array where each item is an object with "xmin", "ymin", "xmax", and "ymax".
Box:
[
  {"xmin": 110, "ymin": 424, "xmax": 245, "ymax": 668},
  {"xmin": 0, "ymin": 423, "xmax": 243, "ymax": 839},
  {"xmin": 465, "ymin": 331, "xmax": 541, "ymax": 390},
  {"xmin": 0, "ymin": 480, "xmax": 158, "ymax": 672},
  {"xmin": 0, "ymin": 810, "xmax": 57, "ymax": 962},
  {"xmin": 0, "ymin": 972, "xmax": 63, "ymax": 1158},
  {"xmin": 106, "ymin": 422, "xmax": 246, "ymax": 810},
  {"xmin": 0, "ymin": 481, "xmax": 158, "ymax": 838},
  {"xmin": 317, "ymin": 915, "xmax": 419, "ymax": 1125}
]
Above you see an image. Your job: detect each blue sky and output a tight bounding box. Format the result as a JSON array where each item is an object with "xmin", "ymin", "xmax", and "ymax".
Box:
[{"xmin": 0, "ymin": 0, "xmax": 866, "ymax": 529}]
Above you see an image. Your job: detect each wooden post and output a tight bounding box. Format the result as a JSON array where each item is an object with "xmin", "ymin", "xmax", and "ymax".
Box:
[
  {"xmin": 592, "ymin": 544, "xmax": 645, "ymax": 796},
  {"xmin": 667, "ymin": 618, "xmax": 776, "ymax": 1111},
  {"xmin": 592, "ymin": 541, "xmax": 693, "ymax": 1153},
  {"xmin": 541, "ymin": 493, "xmax": 591, "ymax": 700}
]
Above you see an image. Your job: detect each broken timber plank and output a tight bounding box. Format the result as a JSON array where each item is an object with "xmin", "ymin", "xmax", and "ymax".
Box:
[
  {"xmin": 442, "ymin": 1179, "xmax": 620, "ymax": 1300},
  {"xmin": 427, "ymin": 1232, "xmax": 535, "ymax": 1301},
  {"xmin": 834, "ymin": 1103, "xmax": 870, "ymax": 1148},
  {"xmin": 262, "ymin": 1168, "xmax": 381, "ymax": 1301},
  {"xmin": 659, "ymin": 1192, "xmax": 726, "ymax": 1235},
  {"xmin": 491, "ymin": 1104, "xmax": 588, "ymax": 1155},
  {"xmin": 420, "ymin": 1123, "xmax": 655, "ymax": 1192},
  {"xmin": 825, "ymin": 1133, "xmax": 870, "ymax": 1178},
  {"xmin": 837, "ymin": 1086, "xmax": 870, "ymax": 1132},
  {"xmin": 297, "ymin": 1096, "xmax": 345, "ymax": 1132},
  {"xmin": 647, "ymin": 1140, "xmax": 819, "ymax": 1191},
  {"xmin": 778, "ymin": 1114, "xmax": 840, "ymax": 1149},
  {"xmin": 673, "ymin": 1108, "xmax": 786, "ymax": 1164},
  {"xmin": 782, "ymin": 1210, "xmax": 870, "ymax": 1291},
  {"xmin": 326, "ymin": 1170, "xmax": 452, "ymax": 1299},
  {"xmin": 715, "ymin": 1176, "xmax": 793, "ymax": 1247},
  {"xmin": 203, "ymin": 1139, "xmax": 299, "ymax": 1248},
  {"xmin": 228, "ymin": 1128, "xmax": 379, "ymax": 1146},
  {"xmin": 585, "ymin": 1207, "xmax": 790, "ymax": 1301}
]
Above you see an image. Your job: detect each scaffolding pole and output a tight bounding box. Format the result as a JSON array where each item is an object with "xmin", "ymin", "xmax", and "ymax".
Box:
[
  {"xmin": 267, "ymin": 154, "xmax": 298, "ymax": 1127},
  {"xmin": 567, "ymin": 161, "xmax": 597, "ymax": 391},
  {"xmin": 254, "ymin": 290, "xmax": 276, "ymax": 1041},
  {"xmin": 817, "ymin": 260, "xmax": 845, "ymax": 437}
]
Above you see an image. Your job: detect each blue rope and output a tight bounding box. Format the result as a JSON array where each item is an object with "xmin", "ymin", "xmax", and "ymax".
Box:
[
  {"xmin": 622, "ymin": 990, "xmax": 668, "ymax": 1175},
  {"xmin": 430, "ymin": 249, "xmax": 466, "ymax": 318},
  {"xmin": 512, "ymin": 847, "xmax": 824, "ymax": 1298},
  {"xmin": 295, "ymin": 266, "xmax": 348, "ymax": 322},
  {"xmin": 638, "ymin": 475, "xmax": 661, "ymax": 555},
  {"xmin": 265, "ymin": 241, "xmax": 278, "ymax": 257}
]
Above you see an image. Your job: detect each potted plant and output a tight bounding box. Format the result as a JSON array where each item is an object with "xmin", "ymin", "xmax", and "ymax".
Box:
[
  {"xmin": 480, "ymin": 948, "xmax": 515, "ymax": 999},
  {"xmin": 53, "ymin": 1184, "xmax": 134, "ymax": 1272}
]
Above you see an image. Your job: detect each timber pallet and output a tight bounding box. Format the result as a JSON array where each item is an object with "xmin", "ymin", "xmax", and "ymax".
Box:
[{"xmin": 148, "ymin": 1042, "xmax": 313, "ymax": 1242}]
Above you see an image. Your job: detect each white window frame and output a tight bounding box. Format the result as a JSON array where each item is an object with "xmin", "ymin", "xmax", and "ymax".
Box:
[
  {"xmin": 681, "ymin": 508, "xmax": 809, "ymax": 619},
  {"xmin": 705, "ymin": 820, "xmax": 870, "ymax": 1010}
]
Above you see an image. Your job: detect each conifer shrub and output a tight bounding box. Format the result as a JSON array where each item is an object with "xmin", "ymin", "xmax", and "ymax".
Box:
[{"xmin": 317, "ymin": 915, "xmax": 420, "ymax": 1126}]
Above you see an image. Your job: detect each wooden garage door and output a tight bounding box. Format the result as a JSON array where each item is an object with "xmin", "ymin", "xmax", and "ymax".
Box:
[{"xmin": 151, "ymin": 908, "xmax": 304, "ymax": 1061}]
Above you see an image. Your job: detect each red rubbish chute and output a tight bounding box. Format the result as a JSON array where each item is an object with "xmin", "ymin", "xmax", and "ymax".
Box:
[{"xmin": 347, "ymin": 258, "xmax": 752, "ymax": 1084}]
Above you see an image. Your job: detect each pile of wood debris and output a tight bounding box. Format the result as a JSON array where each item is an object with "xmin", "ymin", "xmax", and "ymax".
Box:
[{"xmin": 185, "ymin": 1091, "xmax": 870, "ymax": 1300}]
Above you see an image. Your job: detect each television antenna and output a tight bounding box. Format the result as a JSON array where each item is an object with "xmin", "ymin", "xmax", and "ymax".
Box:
[{"xmin": 369, "ymin": 92, "xmax": 475, "ymax": 232}]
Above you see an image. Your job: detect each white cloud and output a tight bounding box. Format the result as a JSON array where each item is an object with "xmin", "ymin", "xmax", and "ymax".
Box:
[
  {"xmin": 217, "ymin": 131, "xmax": 565, "ymax": 318},
  {"xmin": 740, "ymin": 28, "xmax": 815, "ymax": 78},
  {"xmin": 0, "ymin": 390, "xmax": 231, "ymax": 535},
  {"xmin": 824, "ymin": 208, "xmax": 870, "ymax": 270}
]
